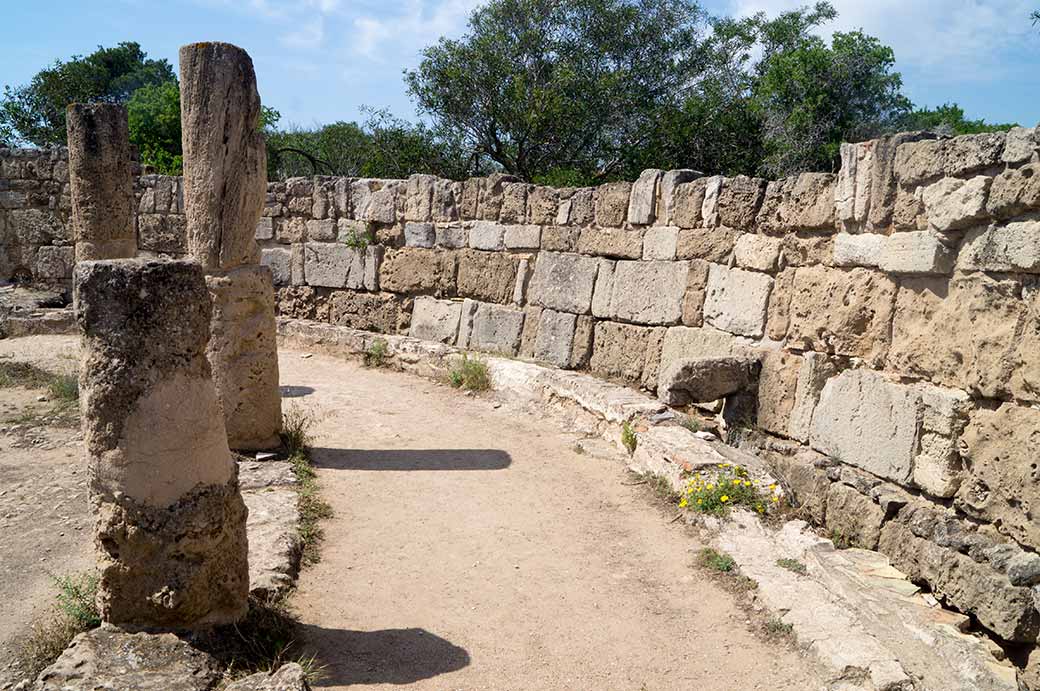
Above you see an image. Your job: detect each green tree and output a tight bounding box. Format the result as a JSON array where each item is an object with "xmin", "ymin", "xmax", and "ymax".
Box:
[
  {"xmin": 898, "ymin": 103, "xmax": 1017, "ymax": 135},
  {"xmin": 0, "ymin": 42, "xmax": 175, "ymax": 146},
  {"xmin": 405, "ymin": 0, "xmax": 710, "ymax": 182},
  {"xmin": 127, "ymin": 81, "xmax": 181, "ymax": 174}
]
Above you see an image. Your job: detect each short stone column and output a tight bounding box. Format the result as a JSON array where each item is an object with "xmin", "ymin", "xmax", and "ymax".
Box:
[
  {"xmin": 66, "ymin": 103, "xmax": 136, "ymax": 261},
  {"xmin": 75, "ymin": 259, "xmax": 249, "ymax": 628},
  {"xmin": 180, "ymin": 42, "xmax": 281, "ymax": 450}
]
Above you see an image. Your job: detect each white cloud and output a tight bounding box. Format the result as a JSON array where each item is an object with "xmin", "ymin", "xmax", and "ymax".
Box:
[
  {"xmin": 727, "ymin": 0, "xmax": 1035, "ymax": 82},
  {"xmin": 280, "ymin": 19, "xmax": 325, "ymax": 50},
  {"xmin": 351, "ymin": 0, "xmax": 484, "ymax": 60}
]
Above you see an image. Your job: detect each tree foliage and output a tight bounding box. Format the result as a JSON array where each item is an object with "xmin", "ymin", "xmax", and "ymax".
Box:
[
  {"xmin": 0, "ymin": 42, "xmax": 174, "ymax": 146},
  {"xmin": 898, "ymin": 103, "xmax": 1017, "ymax": 136},
  {"xmin": 127, "ymin": 81, "xmax": 182, "ymax": 174}
]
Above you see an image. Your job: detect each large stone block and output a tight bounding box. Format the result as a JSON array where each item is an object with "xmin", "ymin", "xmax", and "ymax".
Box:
[
  {"xmin": 456, "ymin": 248, "xmax": 516, "ymax": 303},
  {"xmin": 468, "ymin": 220, "xmax": 506, "ymax": 250},
  {"xmin": 577, "ymin": 227, "xmax": 643, "ymax": 259},
  {"xmin": 260, "ymin": 248, "xmax": 291, "ymax": 286},
  {"xmin": 36, "ymin": 245, "xmax": 75, "ymax": 280},
  {"xmin": 533, "ymin": 308, "xmax": 578, "ymax": 368},
  {"xmin": 528, "ymin": 251, "xmax": 599, "ymax": 314},
  {"xmin": 987, "ymin": 162, "xmax": 1040, "ymax": 219},
  {"xmin": 304, "ymin": 242, "xmax": 365, "ymax": 289},
  {"xmin": 701, "ymin": 176, "xmax": 724, "ymax": 227},
  {"xmin": 782, "ymin": 172, "xmax": 836, "ymax": 231},
  {"xmin": 681, "ymin": 260, "xmax": 709, "ymax": 327},
  {"xmin": 466, "ymin": 302, "xmax": 525, "ymax": 355},
  {"xmin": 832, "ymin": 232, "xmax": 884, "ymax": 268},
  {"xmin": 785, "ymin": 266, "xmax": 897, "ymax": 363},
  {"xmin": 733, "ymin": 234, "xmax": 781, "ymax": 272},
  {"xmin": 717, "ymin": 175, "xmax": 765, "ymax": 229},
  {"xmin": 404, "ymin": 221, "xmax": 436, "ymax": 248},
  {"xmin": 658, "ymin": 326, "xmax": 752, "ymax": 379},
  {"xmin": 541, "ymin": 225, "xmax": 581, "ymax": 252},
  {"xmin": 957, "ymin": 404, "xmax": 1040, "ymax": 552},
  {"xmin": 913, "ymin": 385, "xmax": 971, "ymax": 498},
  {"xmin": 825, "ymin": 483, "xmax": 886, "ymax": 549},
  {"xmin": 590, "ymin": 321, "xmax": 665, "ymax": 385},
  {"xmin": 702, "ymin": 264, "xmax": 773, "ymax": 338},
  {"xmin": 499, "ymin": 182, "xmax": 530, "ymax": 223},
  {"xmin": 527, "ymin": 186, "xmax": 558, "ymax": 224},
  {"xmin": 409, "ymin": 296, "xmax": 462, "ymax": 343},
  {"xmin": 658, "ymin": 170, "xmax": 699, "ymax": 225},
  {"xmin": 671, "ymin": 179, "xmax": 706, "ymax": 228},
  {"xmin": 627, "ymin": 169, "xmax": 662, "ymax": 225},
  {"xmin": 1002, "ymin": 126, "xmax": 1039, "ymax": 164},
  {"xmin": 756, "ymin": 351, "xmax": 802, "ymax": 438},
  {"xmin": 595, "ymin": 182, "xmax": 632, "ymax": 227},
  {"xmin": 958, "ymin": 220, "xmax": 1040, "ymax": 274},
  {"xmin": 595, "ymin": 260, "xmax": 687, "ymax": 325},
  {"xmin": 657, "ymin": 356, "xmax": 759, "ymax": 406},
  {"xmin": 503, "ymin": 224, "xmax": 540, "ymax": 249},
  {"xmin": 378, "ymin": 247, "xmax": 456, "ymax": 296},
  {"xmin": 787, "ymin": 352, "xmax": 838, "ymax": 443},
  {"xmin": 329, "ymin": 291, "xmax": 406, "ymax": 333},
  {"xmin": 404, "ymin": 173, "xmax": 435, "ymax": 221},
  {"xmin": 642, "ymin": 225, "xmax": 678, "ymax": 260},
  {"xmin": 675, "ymin": 226, "xmax": 741, "ymax": 263},
  {"xmin": 877, "ymin": 231, "xmax": 955, "ymax": 275},
  {"xmin": 921, "ymin": 175, "xmax": 991, "ymax": 232},
  {"xmin": 810, "ymin": 369, "xmax": 920, "ymax": 484}
]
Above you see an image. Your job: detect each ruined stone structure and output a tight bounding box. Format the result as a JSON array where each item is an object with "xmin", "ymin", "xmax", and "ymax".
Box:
[
  {"xmin": 65, "ymin": 103, "xmax": 135, "ymax": 261},
  {"xmin": 179, "ymin": 42, "xmax": 281, "ymax": 450},
  {"xmin": 74, "ymin": 258, "xmax": 248, "ymax": 628},
  {"xmin": 6, "ymin": 126, "xmax": 1040, "ymax": 663}
]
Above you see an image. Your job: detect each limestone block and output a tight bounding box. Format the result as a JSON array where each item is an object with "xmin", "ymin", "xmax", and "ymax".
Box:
[
  {"xmin": 409, "ymin": 296, "xmax": 462, "ymax": 344},
  {"xmin": 404, "ymin": 222, "xmax": 436, "ymax": 248},
  {"xmin": 733, "ymin": 234, "xmax": 781, "ymax": 272},
  {"xmin": 36, "ymin": 245, "xmax": 75, "ymax": 280},
  {"xmin": 534, "ymin": 308, "xmax": 577, "ymax": 368},
  {"xmin": 260, "ymin": 247, "xmax": 291, "ymax": 286},
  {"xmin": 499, "ymin": 182, "xmax": 529, "ymax": 223},
  {"xmin": 755, "ymin": 178, "xmax": 788, "ymax": 234},
  {"xmin": 957, "ymin": 404, "xmax": 1040, "ymax": 552},
  {"xmin": 675, "ymin": 226, "xmax": 741, "ymax": 263},
  {"xmin": 672, "ymin": 179, "xmax": 706, "ymax": 228},
  {"xmin": 378, "ymin": 247, "xmax": 456, "ymax": 296},
  {"xmin": 205, "ymin": 265, "xmax": 282, "ymax": 450},
  {"xmin": 628, "ymin": 169, "xmax": 662, "ymax": 225},
  {"xmin": 718, "ymin": 175, "xmax": 766, "ymax": 229},
  {"xmin": 810, "ymin": 369, "xmax": 920, "ymax": 484},
  {"xmin": 467, "ymin": 302, "xmax": 525, "ymax": 356},
  {"xmin": 1002, "ymin": 126, "xmax": 1039, "ymax": 164},
  {"xmin": 527, "ymin": 186, "xmax": 559, "ymax": 224},
  {"xmin": 434, "ymin": 223, "xmax": 467, "ymax": 249},
  {"xmin": 642, "ymin": 225, "xmax": 678, "ymax": 260},
  {"xmin": 457, "ymin": 178, "xmax": 480, "ymax": 219},
  {"xmin": 785, "ymin": 266, "xmax": 897, "ymax": 363},
  {"xmin": 597, "ymin": 260, "xmax": 687, "ymax": 325},
  {"xmin": 503, "ymin": 224, "xmax": 541, "ymax": 249},
  {"xmin": 703, "ymin": 264, "xmax": 773, "ymax": 338},
  {"xmin": 277, "ymin": 217, "xmax": 306, "ymax": 244},
  {"xmin": 405, "ymin": 173, "xmax": 435, "ymax": 221},
  {"xmin": 825, "ymin": 483, "xmax": 886, "ymax": 549},
  {"xmin": 921, "ymin": 176, "xmax": 991, "ymax": 232},
  {"xmin": 456, "ymin": 249, "xmax": 517, "ymax": 304},
  {"xmin": 571, "ymin": 315, "xmax": 595, "ymax": 369},
  {"xmin": 590, "ymin": 321, "xmax": 665, "ymax": 386},
  {"xmin": 457, "ymin": 298, "xmax": 478, "ymax": 348},
  {"xmin": 431, "ymin": 179, "xmax": 459, "ymax": 222},
  {"xmin": 468, "ymin": 220, "xmax": 506, "ymax": 250},
  {"xmin": 787, "ymin": 352, "xmax": 838, "ymax": 444},
  {"xmin": 783, "ymin": 173, "xmax": 836, "ymax": 231},
  {"xmin": 959, "ymin": 220, "xmax": 1040, "ymax": 274},
  {"xmin": 223, "ymin": 663, "xmax": 310, "ymax": 691},
  {"xmin": 879, "ymin": 521, "xmax": 1039, "ymax": 642},
  {"xmin": 896, "ymin": 133, "xmax": 1005, "ymax": 186},
  {"xmin": 565, "ymin": 188, "xmax": 595, "ymax": 225},
  {"xmin": 836, "ymin": 141, "xmax": 872, "ymax": 228},
  {"xmin": 832, "ymin": 232, "xmax": 884, "ymax": 268},
  {"xmin": 66, "ymin": 103, "xmax": 135, "ymax": 261},
  {"xmin": 913, "ymin": 384, "xmax": 971, "ymax": 498},
  {"xmin": 352, "ymin": 179, "xmax": 398, "ymax": 223},
  {"xmin": 329, "ymin": 291, "xmax": 406, "ymax": 333},
  {"xmin": 681, "ymin": 260, "xmax": 710, "ymax": 327},
  {"xmin": 8, "ymin": 208, "xmax": 66, "ymax": 245},
  {"xmin": 305, "ymin": 218, "xmax": 336, "ymax": 242},
  {"xmin": 180, "ymin": 43, "xmax": 266, "ymax": 271},
  {"xmin": 304, "ymin": 242, "xmax": 364, "ymax": 289},
  {"xmin": 986, "ymin": 163, "xmax": 1040, "ymax": 219},
  {"xmin": 290, "ymin": 244, "xmax": 305, "ymax": 286},
  {"xmin": 577, "ymin": 226, "xmax": 645, "ymax": 260},
  {"xmin": 657, "ymin": 356, "xmax": 759, "ymax": 406},
  {"xmin": 878, "ymin": 231, "xmax": 955, "ymax": 275},
  {"xmin": 658, "ymin": 170, "xmax": 699, "ymax": 225},
  {"xmin": 512, "ymin": 257, "xmax": 531, "ymax": 305},
  {"xmin": 590, "ymin": 259, "xmax": 615, "ymax": 318},
  {"xmin": 890, "ymin": 274, "xmax": 1039, "ymax": 402},
  {"xmin": 528, "ymin": 251, "xmax": 599, "ymax": 314},
  {"xmin": 255, "ymin": 217, "xmax": 274, "ymax": 240},
  {"xmin": 659, "ymin": 326, "xmax": 752, "ymax": 374},
  {"xmin": 478, "ymin": 175, "xmax": 519, "ymax": 221},
  {"xmin": 542, "ymin": 225, "xmax": 581, "ymax": 252},
  {"xmin": 363, "ymin": 245, "xmax": 382, "ymax": 291},
  {"xmin": 75, "ymin": 259, "xmax": 248, "ymax": 627},
  {"xmin": 595, "ymin": 181, "xmax": 632, "ymax": 227},
  {"xmin": 756, "ymin": 351, "xmax": 801, "ymax": 438}
]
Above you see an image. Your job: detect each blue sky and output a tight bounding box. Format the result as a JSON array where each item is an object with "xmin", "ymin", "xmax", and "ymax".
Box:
[{"xmin": 2, "ymin": 0, "xmax": 1038, "ymax": 130}]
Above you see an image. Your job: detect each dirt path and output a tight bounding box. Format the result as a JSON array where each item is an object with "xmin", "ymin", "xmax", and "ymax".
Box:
[{"xmin": 284, "ymin": 350, "xmax": 824, "ymax": 691}]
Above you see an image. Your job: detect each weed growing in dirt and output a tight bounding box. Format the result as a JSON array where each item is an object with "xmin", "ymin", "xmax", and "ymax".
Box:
[
  {"xmin": 621, "ymin": 421, "xmax": 637, "ymax": 455},
  {"xmin": 47, "ymin": 374, "xmax": 79, "ymax": 403},
  {"xmin": 764, "ymin": 616, "xmax": 794, "ymax": 637},
  {"xmin": 280, "ymin": 404, "xmax": 316, "ymax": 456},
  {"xmin": 699, "ymin": 547, "xmax": 737, "ymax": 573},
  {"xmin": 15, "ymin": 572, "xmax": 100, "ymax": 678},
  {"xmin": 290, "ymin": 451, "xmax": 334, "ymax": 567},
  {"xmin": 363, "ymin": 339, "xmax": 389, "ymax": 368},
  {"xmin": 680, "ymin": 463, "xmax": 777, "ymax": 516},
  {"xmin": 776, "ymin": 558, "xmax": 807, "ymax": 576},
  {"xmin": 679, "ymin": 416, "xmax": 701, "ymax": 434},
  {"xmin": 448, "ymin": 355, "xmax": 491, "ymax": 392}
]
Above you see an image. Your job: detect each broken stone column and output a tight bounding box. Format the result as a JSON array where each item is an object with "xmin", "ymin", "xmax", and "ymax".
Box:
[
  {"xmin": 66, "ymin": 103, "xmax": 136, "ymax": 261},
  {"xmin": 75, "ymin": 259, "xmax": 249, "ymax": 628},
  {"xmin": 180, "ymin": 42, "xmax": 281, "ymax": 450}
]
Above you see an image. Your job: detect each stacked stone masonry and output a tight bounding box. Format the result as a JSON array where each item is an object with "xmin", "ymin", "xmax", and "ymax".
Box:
[{"xmin": 6, "ymin": 126, "xmax": 1040, "ymax": 655}]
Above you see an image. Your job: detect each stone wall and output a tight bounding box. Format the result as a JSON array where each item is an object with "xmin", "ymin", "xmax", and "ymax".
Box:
[{"xmin": 5, "ymin": 127, "xmax": 1040, "ymax": 651}]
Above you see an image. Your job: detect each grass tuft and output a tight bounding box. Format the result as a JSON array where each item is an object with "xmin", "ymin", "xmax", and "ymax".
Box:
[
  {"xmin": 776, "ymin": 558, "xmax": 808, "ymax": 576},
  {"xmin": 290, "ymin": 451, "xmax": 333, "ymax": 567},
  {"xmin": 699, "ymin": 547, "xmax": 736, "ymax": 573},
  {"xmin": 679, "ymin": 416, "xmax": 701, "ymax": 434},
  {"xmin": 764, "ymin": 616, "xmax": 794, "ymax": 637},
  {"xmin": 15, "ymin": 572, "xmax": 100, "ymax": 679},
  {"xmin": 621, "ymin": 421, "xmax": 637, "ymax": 455},
  {"xmin": 363, "ymin": 338, "xmax": 389, "ymax": 368},
  {"xmin": 280, "ymin": 403, "xmax": 315, "ymax": 457},
  {"xmin": 448, "ymin": 355, "xmax": 491, "ymax": 392}
]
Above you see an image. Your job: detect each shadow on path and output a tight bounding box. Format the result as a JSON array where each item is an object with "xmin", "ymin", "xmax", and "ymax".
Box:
[
  {"xmin": 311, "ymin": 447, "xmax": 511, "ymax": 471},
  {"xmin": 302, "ymin": 626, "xmax": 470, "ymax": 687}
]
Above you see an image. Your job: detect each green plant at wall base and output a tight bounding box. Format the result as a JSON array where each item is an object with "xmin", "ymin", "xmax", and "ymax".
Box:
[
  {"xmin": 363, "ymin": 339, "xmax": 389, "ymax": 368},
  {"xmin": 776, "ymin": 558, "xmax": 807, "ymax": 576},
  {"xmin": 15, "ymin": 572, "xmax": 100, "ymax": 678},
  {"xmin": 680, "ymin": 463, "xmax": 776, "ymax": 516},
  {"xmin": 699, "ymin": 547, "xmax": 736, "ymax": 573},
  {"xmin": 621, "ymin": 421, "xmax": 637, "ymax": 455},
  {"xmin": 449, "ymin": 355, "xmax": 491, "ymax": 392},
  {"xmin": 280, "ymin": 403, "xmax": 316, "ymax": 457}
]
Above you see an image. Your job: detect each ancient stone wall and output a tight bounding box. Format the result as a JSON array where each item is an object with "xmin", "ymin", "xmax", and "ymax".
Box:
[{"xmin": 4, "ymin": 127, "xmax": 1040, "ymax": 646}]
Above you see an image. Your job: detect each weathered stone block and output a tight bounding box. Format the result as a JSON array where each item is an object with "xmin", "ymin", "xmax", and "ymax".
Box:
[
  {"xmin": 595, "ymin": 182, "xmax": 632, "ymax": 227},
  {"xmin": 703, "ymin": 264, "xmax": 773, "ymax": 338},
  {"xmin": 681, "ymin": 260, "xmax": 710, "ymax": 327},
  {"xmin": 658, "ymin": 170, "xmax": 699, "ymax": 225},
  {"xmin": 534, "ymin": 308, "xmax": 577, "ymax": 368},
  {"xmin": 35, "ymin": 245, "xmax": 74, "ymax": 280},
  {"xmin": 541, "ymin": 225, "xmax": 581, "ymax": 252},
  {"xmin": 434, "ymin": 223, "xmax": 467, "ymax": 249},
  {"xmin": 657, "ymin": 356, "xmax": 759, "ymax": 406},
  {"xmin": 577, "ymin": 227, "xmax": 643, "ymax": 259},
  {"xmin": 628, "ymin": 169, "xmax": 662, "ymax": 225},
  {"xmin": 260, "ymin": 248, "xmax": 291, "ymax": 286},
  {"xmin": 700, "ymin": 176, "xmax": 723, "ymax": 227},
  {"xmin": 642, "ymin": 225, "xmax": 678, "ymax": 260},
  {"xmin": 503, "ymin": 224, "xmax": 541, "ymax": 249},
  {"xmin": 590, "ymin": 321, "xmax": 664, "ymax": 385},
  {"xmin": 675, "ymin": 226, "xmax": 741, "ymax": 263},
  {"xmin": 672, "ymin": 179, "xmax": 706, "ymax": 228},
  {"xmin": 787, "ymin": 352, "xmax": 838, "ymax": 443},
  {"xmin": 921, "ymin": 175, "xmax": 991, "ymax": 232},
  {"xmin": 467, "ymin": 302, "xmax": 525, "ymax": 355},
  {"xmin": 378, "ymin": 247, "xmax": 456, "ymax": 296},
  {"xmin": 914, "ymin": 385, "xmax": 971, "ymax": 498},
  {"xmin": 527, "ymin": 186, "xmax": 558, "ymax": 224},
  {"xmin": 405, "ymin": 174, "xmax": 435, "ymax": 221},
  {"xmin": 352, "ymin": 179, "xmax": 398, "ymax": 223},
  {"xmin": 528, "ymin": 251, "xmax": 599, "ymax": 314},
  {"xmin": 306, "ymin": 218, "xmax": 336, "ymax": 242},
  {"xmin": 783, "ymin": 172, "xmax": 836, "ymax": 231},
  {"xmin": 785, "ymin": 266, "xmax": 897, "ymax": 363},
  {"xmin": 304, "ymin": 242, "xmax": 364, "ymax": 289},
  {"xmin": 658, "ymin": 326, "xmax": 752, "ymax": 379},
  {"xmin": 717, "ymin": 175, "xmax": 765, "ymax": 229},
  {"xmin": 457, "ymin": 249, "xmax": 516, "ymax": 303},
  {"xmin": 832, "ymin": 232, "xmax": 884, "ymax": 268},
  {"xmin": 756, "ymin": 351, "xmax": 801, "ymax": 438},
  {"xmin": 255, "ymin": 217, "xmax": 274, "ymax": 241},
  {"xmin": 733, "ymin": 234, "xmax": 781, "ymax": 272},
  {"xmin": 409, "ymin": 296, "xmax": 462, "ymax": 343},
  {"xmin": 896, "ymin": 133, "xmax": 1005, "ymax": 186},
  {"xmin": 987, "ymin": 162, "xmax": 1040, "ymax": 219},
  {"xmin": 878, "ymin": 231, "xmax": 955, "ymax": 275},
  {"xmin": 404, "ymin": 222, "xmax": 436, "ymax": 248},
  {"xmin": 959, "ymin": 220, "xmax": 1040, "ymax": 274},
  {"xmin": 468, "ymin": 220, "xmax": 506, "ymax": 250},
  {"xmin": 329, "ymin": 291, "xmax": 405, "ymax": 333},
  {"xmin": 563, "ymin": 188, "xmax": 595, "ymax": 225},
  {"xmin": 597, "ymin": 260, "xmax": 687, "ymax": 325},
  {"xmin": 825, "ymin": 483, "xmax": 886, "ymax": 549},
  {"xmin": 277, "ymin": 217, "xmax": 306, "ymax": 244},
  {"xmin": 499, "ymin": 182, "xmax": 530, "ymax": 223},
  {"xmin": 810, "ymin": 369, "xmax": 920, "ymax": 484}
]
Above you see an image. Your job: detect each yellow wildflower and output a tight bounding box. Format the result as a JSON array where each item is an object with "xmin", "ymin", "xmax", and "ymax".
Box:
[
  {"xmin": 679, "ymin": 498, "xmax": 688, "ymax": 508},
  {"xmin": 772, "ymin": 496, "xmax": 779, "ymax": 503},
  {"xmin": 707, "ymin": 484, "xmax": 714, "ymax": 490},
  {"xmin": 720, "ymin": 495, "xmax": 729, "ymax": 503},
  {"xmin": 743, "ymin": 481, "xmax": 751, "ymax": 487},
  {"xmin": 769, "ymin": 484, "xmax": 777, "ymax": 491}
]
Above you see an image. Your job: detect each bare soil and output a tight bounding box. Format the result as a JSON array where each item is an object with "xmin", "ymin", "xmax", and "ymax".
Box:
[{"xmin": 282, "ymin": 350, "xmax": 824, "ymax": 690}]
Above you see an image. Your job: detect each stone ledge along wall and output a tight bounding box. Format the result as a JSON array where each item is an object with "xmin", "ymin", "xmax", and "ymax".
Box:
[{"xmin": 6, "ymin": 127, "xmax": 1040, "ymax": 655}]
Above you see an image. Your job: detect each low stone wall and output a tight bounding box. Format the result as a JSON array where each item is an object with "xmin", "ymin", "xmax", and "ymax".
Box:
[{"xmin": 5, "ymin": 127, "xmax": 1040, "ymax": 658}]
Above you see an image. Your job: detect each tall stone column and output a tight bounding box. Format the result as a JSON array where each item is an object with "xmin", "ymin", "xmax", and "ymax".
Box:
[
  {"xmin": 66, "ymin": 103, "xmax": 136, "ymax": 261},
  {"xmin": 75, "ymin": 259, "xmax": 249, "ymax": 628},
  {"xmin": 179, "ymin": 42, "xmax": 281, "ymax": 450}
]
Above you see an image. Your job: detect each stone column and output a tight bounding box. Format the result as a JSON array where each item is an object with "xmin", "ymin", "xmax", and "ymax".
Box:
[
  {"xmin": 75, "ymin": 259, "xmax": 249, "ymax": 628},
  {"xmin": 179, "ymin": 42, "xmax": 281, "ymax": 450},
  {"xmin": 66, "ymin": 103, "xmax": 136, "ymax": 261}
]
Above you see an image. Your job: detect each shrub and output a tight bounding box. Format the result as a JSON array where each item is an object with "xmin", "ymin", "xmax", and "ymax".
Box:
[
  {"xmin": 363, "ymin": 339, "xmax": 389, "ymax": 368},
  {"xmin": 448, "ymin": 355, "xmax": 491, "ymax": 392},
  {"xmin": 679, "ymin": 462, "xmax": 778, "ymax": 516},
  {"xmin": 280, "ymin": 403, "xmax": 316, "ymax": 456}
]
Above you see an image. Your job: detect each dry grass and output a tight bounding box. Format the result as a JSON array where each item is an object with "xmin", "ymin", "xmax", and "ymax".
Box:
[{"xmin": 14, "ymin": 572, "xmax": 100, "ymax": 679}]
